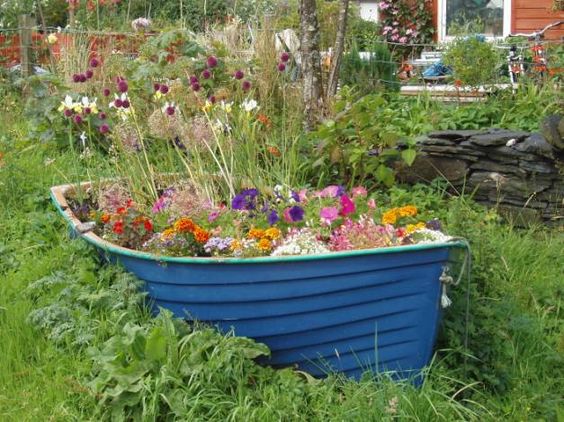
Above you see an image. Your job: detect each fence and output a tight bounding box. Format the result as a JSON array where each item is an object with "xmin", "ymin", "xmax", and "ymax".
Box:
[{"xmin": 1, "ymin": 15, "xmax": 562, "ymax": 90}]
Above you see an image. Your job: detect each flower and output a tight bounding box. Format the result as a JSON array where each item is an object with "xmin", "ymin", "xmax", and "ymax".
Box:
[
  {"xmin": 47, "ymin": 33, "xmax": 58, "ymax": 45},
  {"xmin": 284, "ymin": 205, "xmax": 304, "ymax": 223},
  {"xmin": 233, "ymin": 70, "xmax": 244, "ymax": 79},
  {"xmin": 241, "ymin": 98, "xmax": 258, "ymax": 113},
  {"xmin": 112, "ymin": 221, "xmax": 124, "ymax": 234},
  {"xmin": 159, "ymin": 84, "xmax": 169, "ymax": 94},
  {"xmin": 277, "ymin": 63, "xmax": 286, "ymax": 72},
  {"xmin": 351, "ymin": 186, "xmax": 368, "ymax": 198},
  {"xmin": 264, "ymin": 227, "xmax": 281, "ymax": 240},
  {"xmin": 257, "ymin": 238, "xmax": 272, "ymax": 251},
  {"xmin": 89, "ymin": 57, "xmax": 99, "ymax": 68},
  {"xmin": 144, "ymin": 219, "xmax": 154, "ymax": 231},
  {"xmin": 117, "ymin": 80, "xmax": 128, "ymax": 93},
  {"xmin": 248, "ymin": 228, "xmax": 265, "ymax": 239},
  {"xmin": 339, "ymin": 195, "xmax": 356, "ymax": 217},
  {"xmin": 99, "ymin": 124, "xmax": 110, "ymax": 134},
  {"xmin": 202, "ymin": 69, "xmax": 211, "ymax": 79},
  {"xmin": 207, "ymin": 56, "xmax": 218, "ymax": 68},
  {"xmin": 267, "ymin": 209, "xmax": 279, "ymax": 225},
  {"xmin": 320, "ymin": 207, "xmax": 339, "ymax": 225},
  {"xmin": 193, "ymin": 226, "xmax": 210, "ymax": 243},
  {"xmin": 242, "ymin": 80, "xmax": 252, "ymax": 92},
  {"xmin": 381, "ymin": 210, "xmax": 397, "ymax": 225},
  {"xmin": 174, "ymin": 217, "xmax": 196, "ymax": 233},
  {"xmin": 280, "ymin": 52, "xmax": 290, "ymax": 62}
]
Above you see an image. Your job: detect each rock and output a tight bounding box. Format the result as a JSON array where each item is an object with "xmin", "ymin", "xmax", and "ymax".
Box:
[
  {"xmin": 559, "ymin": 117, "xmax": 564, "ymax": 140},
  {"xmin": 468, "ymin": 130, "xmax": 529, "ymax": 147},
  {"xmin": 418, "ymin": 137, "xmax": 456, "ymax": 146},
  {"xmin": 541, "ymin": 115, "xmax": 563, "ymax": 150},
  {"xmin": 427, "ymin": 130, "xmax": 485, "ymax": 141},
  {"xmin": 397, "ymin": 154, "xmax": 468, "ymax": 184},
  {"xmin": 513, "ymin": 133, "xmax": 555, "ymax": 159},
  {"xmin": 518, "ymin": 159, "xmax": 556, "ymax": 174},
  {"xmin": 496, "ymin": 205, "xmax": 542, "ymax": 227},
  {"xmin": 470, "ymin": 160, "xmax": 526, "ymax": 175}
]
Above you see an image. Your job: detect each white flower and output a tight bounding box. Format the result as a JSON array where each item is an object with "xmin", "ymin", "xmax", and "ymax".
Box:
[
  {"xmin": 58, "ymin": 95, "xmax": 74, "ymax": 112},
  {"xmin": 241, "ymin": 98, "xmax": 258, "ymax": 113},
  {"xmin": 47, "ymin": 33, "xmax": 58, "ymax": 45},
  {"xmin": 79, "ymin": 132, "xmax": 87, "ymax": 147},
  {"xmin": 219, "ymin": 101, "xmax": 233, "ymax": 113}
]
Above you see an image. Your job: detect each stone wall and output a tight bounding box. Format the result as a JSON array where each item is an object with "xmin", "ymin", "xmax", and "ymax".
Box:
[{"xmin": 400, "ymin": 128, "xmax": 564, "ymax": 226}]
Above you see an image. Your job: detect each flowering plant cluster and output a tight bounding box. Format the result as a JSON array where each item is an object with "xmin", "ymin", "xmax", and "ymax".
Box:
[
  {"xmin": 84, "ymin": 183, "xmax": 451, "ymax": 258},
  {"xmin": 379, "ymin": 0, "xmax": 434, "ymax": 53}
]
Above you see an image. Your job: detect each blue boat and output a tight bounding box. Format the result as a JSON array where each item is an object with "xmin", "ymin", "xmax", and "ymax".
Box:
[{"xmin": 51, "ymin": 183, "xmax": 466, "ymax": 381}]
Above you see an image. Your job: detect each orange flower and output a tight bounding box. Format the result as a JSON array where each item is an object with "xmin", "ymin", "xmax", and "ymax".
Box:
[
  {"xmin": 112, "ymin": 221, "xmax": 124, "ymax": 235},
  {"xmin": 193, "ymin": 226, "xmax": 210, "ymax": 244},
  {"xmin": 230, "ymin": 239, "xmax": 242, "ymax": 251},
  {"xmin": 381, "ymin": 210, "xmax": 397, "ymax": 225},
  {"xmin": 398, "ymin": 205, "xmax": 417, "ymax": 218},
  {"xmin": 161, "ymin": 228, "xmax": 175, "ymax": 239},
  {"xmin": 267, "ymin": 145, "xmax": 281, "ymax": 157},
  {"xmin": 248, "ymin": 227, "xmax": 265, "ymax": 239},
  {"xmin": 454, "ymin": 79, "xmax": 462, "ymax": 88},
  {"xmin": 257, "ymin": 238, "xmax": 272, "ymax": 251},
  {"xmin": 257, "ymin": 113, "xmax": 272, "ymax": 128},
  {"xmin": 174, "ymin": 217, "xmax": 196, "ymax": 233},
  {"xmin": 101, "ymin": 213, "xmax": 111, "ymax": 224},
  {"xmin": 116, "ymin": 207, "xmax": 127, "ymax": 215}
]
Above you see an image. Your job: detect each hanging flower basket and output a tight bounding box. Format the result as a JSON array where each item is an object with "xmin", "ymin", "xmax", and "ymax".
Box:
[{"xmin": 51, "ymin": 182, "xmax": 467, "ymax": 381}]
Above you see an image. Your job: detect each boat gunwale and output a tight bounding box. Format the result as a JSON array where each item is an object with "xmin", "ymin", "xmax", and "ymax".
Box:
[{"xmin": 50, "ymin": 182, "xmax": 466, "ymax": 265}]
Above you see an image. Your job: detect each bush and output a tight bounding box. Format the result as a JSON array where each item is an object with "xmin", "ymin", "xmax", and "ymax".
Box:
[{"xmin": 443, "ymin": 36, "xmax": 500, "ymax": 87}]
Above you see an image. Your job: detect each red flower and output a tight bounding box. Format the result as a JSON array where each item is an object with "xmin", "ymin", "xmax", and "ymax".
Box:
[
  {"xmin": 113, "ymin": 221, "xmax": 124, "ymax": 234},
  {"xmin": 144, "ymin": 219, "xmax": 153, "ymax": 232},
  {"xmin": 116, "ymin": 207, "xmax": 126, "ymax": 215}
]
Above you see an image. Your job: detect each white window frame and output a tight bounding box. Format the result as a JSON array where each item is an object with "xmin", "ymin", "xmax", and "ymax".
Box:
[{"xmin": 437, "ymin": 0, "xmax": 512, "ymax": 42}]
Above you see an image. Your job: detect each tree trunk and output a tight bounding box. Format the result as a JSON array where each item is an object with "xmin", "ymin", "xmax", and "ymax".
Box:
[
  {"xmin": 327, "ymin": 0, "xmax": 350, "ymax": 97},
  {"xmin": 299, "ymin": 0, "xmax": 323, "ymax": 130}
]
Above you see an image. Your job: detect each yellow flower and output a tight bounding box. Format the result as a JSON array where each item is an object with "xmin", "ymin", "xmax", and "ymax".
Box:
[
  {"xmin": 381, "ymin": 210, "xmax": 398, "ymax": 225},
  {"xmin": 161, "ymin": 228, "xmax": 176, "ymax": 239},
  {"xmin": 406, "ymin": 222, "xmax": 426, "ymax": 234},
  {"xmin": 202, "ymin": 100, "xmax": 213, "ymax": 113},
  {"xmin": 153, "ymin": 91, "xmax": 163, "ymax": 101},
  {"xmin": 230, "ymin": 239, "xmax": 242, "ymax": 251},
  {"xmin": 398, "ymin": 205, "xmax": 417, "ymax": 217},
  {"xmin": 47, "ymin": 33, "xmax": 58, "ymax": 45},
  {"xmin": 257, "ymin": 238, "xmax": 272, "ymax": 251},
  {"xmin": 264, "ymin": 227, "xmax": 281, "ymax": 240}
]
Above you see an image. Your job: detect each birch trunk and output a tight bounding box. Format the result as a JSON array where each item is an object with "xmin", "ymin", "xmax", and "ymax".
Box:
[
  {"xmin": 299, "ymin": 0, "xmax": 323, "ymax": 130},
  {"xmin": 327, "ymin": 0, "xmax": 350, "ymax": 97}
]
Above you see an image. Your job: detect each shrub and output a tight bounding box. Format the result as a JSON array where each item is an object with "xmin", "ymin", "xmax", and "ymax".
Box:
[{"xmin": 443, "ymin": 36, "xmax": 500, "ymax": 87}]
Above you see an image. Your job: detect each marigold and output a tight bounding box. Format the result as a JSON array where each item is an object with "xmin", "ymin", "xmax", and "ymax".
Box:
[
  {"xmin": 112, "ymin": 221, "xmax": 124, "ymax": 235},
  {"xmin": 174, "ymin": 217, "xmax": 196, "ymax": 233},
  {"xmin": 161, "ymin": 228, "xmax": 175, "ymax": 239},
  {"xmin": 398, "ymin": 205, "xmax": 417, "ymax": 217},
  {"xmin": 381, "ymin": 210, "xmax": 397, "ymax": 225},
  {"xmin": 101, "ymin": 213, "xmax": 111, "ymax": 224},
  {"xmin": 230, "ymin": 239, "xmax": 242, "ymax": 251},
  {"xmin": 257, "ymin": 238, "xmax": 272, "ymax": 251},
  {"xmin": 193, "ymin": 226, "xmax": 210, "ymax": 244},
  {"xmin": 406, "ymin": 222, "xmax": 426, "ymax": 234},
  {"xmin": 264, "ymin": 227, "xmax": 281, "ymax": 240},
  {"xmin": 248, "ymin": 227, "xmax": 265, "ymax": 239}
]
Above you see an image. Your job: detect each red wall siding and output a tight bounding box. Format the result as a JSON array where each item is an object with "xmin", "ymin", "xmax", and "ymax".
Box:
[{"xmin": 512, "ymin": 0, "xmax": 564, "ymax": 40}]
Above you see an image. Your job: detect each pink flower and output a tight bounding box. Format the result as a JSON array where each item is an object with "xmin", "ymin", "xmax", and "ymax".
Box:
[
  {"xmin": 399, "ymin": 37, "xmax": 408, "ymax": 44},
  {"xmin": 351, "ymin": 186, "xmax": 367, "ymax": 198},
  {"xmin": 208, "ymin": 210, "xmax": 220, "ymax": 222},
  {"xmin": 318, "ymin": 185, "xmax": 341, "ymax": 198},
  {"xmin": 320, "ymin": 207, "xmax": 339, "ymax": 225},
  {"xmin": 391, "ymin": 34, "xmax": 400, "ymax": 41},
  {"xmin": 339, "ymin": 195, "xmax": 356, "ymax": 217},
  {"xmin": 298, "ymin": 189, "xmax": 308, "ymax": 202},
  {"xmin": 367, "ymin": 198, "xmax": 377, "ymax": 209}
]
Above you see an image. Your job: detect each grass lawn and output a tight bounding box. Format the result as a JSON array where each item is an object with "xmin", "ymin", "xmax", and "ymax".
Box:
[{"xmin": 0, "ymin": 94, "xmax": 562, "ymax": 421}]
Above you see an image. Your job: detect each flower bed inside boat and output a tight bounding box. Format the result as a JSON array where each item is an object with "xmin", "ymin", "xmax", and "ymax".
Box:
[{"xmin": 51, "ymin": 181, "xmax": 466, "ymax": 381}]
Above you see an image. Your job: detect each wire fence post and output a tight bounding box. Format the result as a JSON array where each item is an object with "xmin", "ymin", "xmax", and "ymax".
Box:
[{"xmin": 18, "ymin": 14, "xmax": 35, "ymax": 78}]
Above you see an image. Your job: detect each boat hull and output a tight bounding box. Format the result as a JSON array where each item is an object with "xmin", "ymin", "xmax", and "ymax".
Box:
[{"xmin": 51, "ymin": 183, "xmax": 462, "ymax": 381}]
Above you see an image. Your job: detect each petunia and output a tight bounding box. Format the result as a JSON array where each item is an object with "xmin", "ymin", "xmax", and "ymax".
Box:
[
  {"xmin": 339, "ymin": 195, "xmax": 356, "ymax": 216},
  {"xmin": 320, "ymin": 207, "xmax": 339, "ymax": 224},
  {"xmin": 267, "ymin": 209, "xmax": 279, "ymax": 225}
]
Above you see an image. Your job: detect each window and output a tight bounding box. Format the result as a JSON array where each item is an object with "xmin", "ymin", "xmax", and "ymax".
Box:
[{"xmin": 438, "ymin": 0, "xmax": 511, "ymax": 40}]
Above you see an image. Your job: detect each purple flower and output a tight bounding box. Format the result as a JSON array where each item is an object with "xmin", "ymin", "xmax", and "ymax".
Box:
[
  {"xmin": 89, "ymin": 58, "xmax": 99, "ymax": 68},
  {"xmin": 160, "ymin": 84, "xmax": 169, "ymax": 94},
  {"xmin": 277, "ymin": 62, "xmax": 286, "ymax": 72},
  {"xmin": 234, "ymin": 70, "xmax": 244, "ymax": 79},
  {"xmin": 290, "ymin": 191, "xmax": 300, "ymax": 202},
  {"xmin": 231, "ymin": 188, "xmax": 259, "ymax": 210},
  {"xmin": 117, "ymin": 80, "xmax": 128, "ymax": 93},
  {"xmin": 73, "ymin": 115, "xmax": 83, "ymax": 124},
  {"xmin": 208, "ymin": 95, "xmax": 216, "ymax": 104},
  {"xmin": 98, "ymin": 112, "xmax": 106, "ymax": 119},
  {"xmin": 84, "ymin": 107, "xmax": 91, "ymax": 114},
  {"xmin": 202, "ymin": 69, "xmax": 211, "ymax": 79},
  {"xmin": 280, "ymin": 52, "xmax": 290, "ymax": 62},
  {"xmin": 189, "ymin": 75, "xmax": 198, "ymax": 84},
  {"xmin": 207, "ymin": 56, "xmax": 218, "ymax": 68},
  {"xmin": 79, "ymin": 74, "xmax": 87, "ymax": 83},
  {"xmin": 165, "ymin": 106, "xmax": 175, "ymax": 116},
  {"xmin": 64, "ymin": 109, "xmax": 73, "ymax": 117},
  {"xmin": 426, "ymin": 219, "xmax": 442, "ymax": 231},
  {"xmin": 99, "ymin": 123, "xmax": 110, "ymax": 134},
  {"xmin": 122, "ymin": 99, "xmax": 130, "ymax": 108},
  {"xmin": 287, "ymin": 205, "xmax": 304, "ymax": 222},
  {"xmin": 72, "ymin": 74, "xmax": 80, "ymax": 83},
  {"xmin": 242, "ymin": 80, "xmax": 251, "ymax": 92},
  {"xmin": 192, "ymin": 82, "xmax": 201, "ymax": 92},
  {"xmin": 85, "ymin": 69, "xmax": 94, "ymax": 79},
  {"xmin": 114, "ymin": 98, "xmax": 123, "ymax": 108},
  {"xmin": 103, "ymin": 88, "xmax": 111, "ymax": 97},
  {"xmin": 267, "ymin": 209, "xmax": 279, "ymax": 225},
  {"xmin": 208, "ymin": 210, "xmax": 220, "ymax": 222},
  {"xmin": 154, "ymin": 83, "xmax": 161, "ymax": 91}
]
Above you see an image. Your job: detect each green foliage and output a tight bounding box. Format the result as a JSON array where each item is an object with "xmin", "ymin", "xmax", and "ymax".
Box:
[
  {"xmin": 340, "ymin": 40, "xmax": 399, "ymax": 93},
  {"xmin": 348, "ymin": 18, "xmax": 381, "ymax": 51},
  {"xmin": 443, "ymin": 36, "xmax": 501, "ymax": 87}
]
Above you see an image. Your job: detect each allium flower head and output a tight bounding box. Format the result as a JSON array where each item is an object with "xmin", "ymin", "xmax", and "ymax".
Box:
[
  {"xmin": 280, "ymin": 52, "xmax": 290, "ymax": 62},
  {"xmin": 117, "ymin": 80, "xmax": 128, "ymax": 93},
  {"xmin": 103, "ymin": 88, "xmax": 111, "ymax": 97},
  {"xmin": 85, "ymin": 69, "xmax": 94, "ymax": 79},
  {"xmin": 242, "ymin": 80, "xmax": 251, "ymax": 92},
  {"xmin": 159, "ymin": 84, "xmax": 169, "ymax": 94},
  {"xmin": 202, "ymin": 69, "xmax": 211, "ymax": 79},
  {"xmin": 234, "ymin": 70, "xmax": 244, "ymax": 80},
  {"xmin": 89, "ymin": 57, "xmax": 99, "ymax": 68},
  {"xmin": 277, "ymin": 62, "xmax": 286, "ymax": 72},
  {"xmin": 207, "ymin": 56, "xmax": 218, "ymax": 68}
]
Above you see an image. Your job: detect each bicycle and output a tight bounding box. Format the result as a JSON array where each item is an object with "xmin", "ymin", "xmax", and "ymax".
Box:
[{"xmin": 505, "ymin": 20, "xmax": 564, "ymax": 85}]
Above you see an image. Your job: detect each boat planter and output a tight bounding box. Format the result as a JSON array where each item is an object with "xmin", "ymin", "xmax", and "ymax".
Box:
[{"xmin": 51, "ymin": 182, "xmax": 466, "ymax": 381}]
